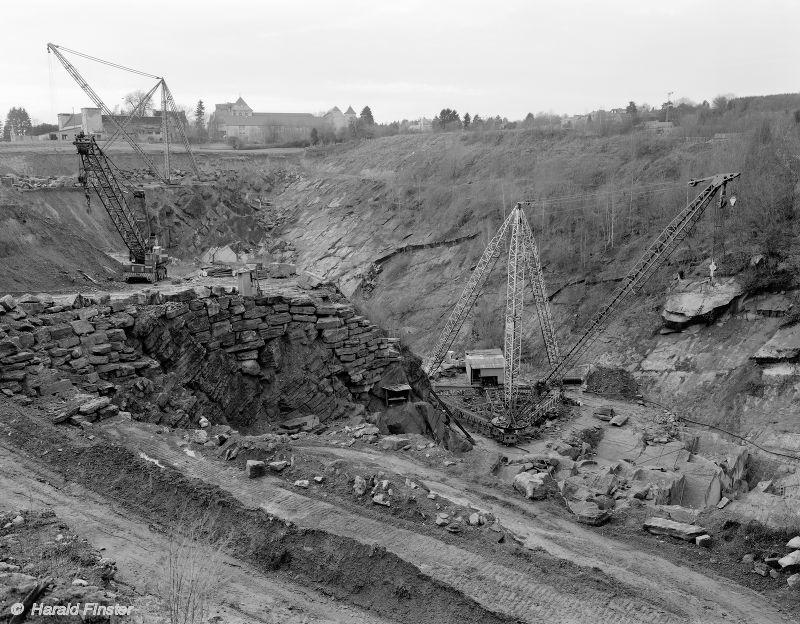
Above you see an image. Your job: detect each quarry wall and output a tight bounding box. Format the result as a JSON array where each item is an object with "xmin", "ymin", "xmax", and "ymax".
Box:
[{"xmin": 0, "ymin": 285, "xmax": 404, "ymax": 430}]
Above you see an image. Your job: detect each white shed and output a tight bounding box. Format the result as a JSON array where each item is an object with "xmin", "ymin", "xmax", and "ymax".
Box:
[{"xmin": 465, "ymin": 349, "xmax": 505, "ymax": 386}]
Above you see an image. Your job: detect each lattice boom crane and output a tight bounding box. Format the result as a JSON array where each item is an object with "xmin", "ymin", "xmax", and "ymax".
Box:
[
  {"xmin": 515, "ymin": 172, "xmax": 741, "ymax": 427},
  {"xmin": 75, "ymin": 133, "xmax": 167, "ymax": 282}
]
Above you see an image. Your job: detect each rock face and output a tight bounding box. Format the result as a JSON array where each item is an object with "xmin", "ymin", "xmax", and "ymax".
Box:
[
  {"xmin": 752, "ymin": 325, "xmax": 800, "ymax": 363},
  {"xmin": 662, "ymin": 279, "xmax": 744, "ymax": 329},
  {"xmin": 0, "ymin": 286, "xmax": 407, "ymax": 432}
]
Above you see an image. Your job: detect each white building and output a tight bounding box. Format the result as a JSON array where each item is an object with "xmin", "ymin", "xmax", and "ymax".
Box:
[{"xmin": 465, "ymin": 349, "xmax": 505, "ymax": 385}]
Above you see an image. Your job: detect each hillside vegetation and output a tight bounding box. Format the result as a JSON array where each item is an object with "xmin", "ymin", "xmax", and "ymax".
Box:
[{"xmin": 273, "ymin": 105, "xmax": 800, "ymax": 364}]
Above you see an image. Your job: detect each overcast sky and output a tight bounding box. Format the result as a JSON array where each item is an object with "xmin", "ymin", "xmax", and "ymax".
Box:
[{"xmin": 3, "ymin": 0, "xmax": 800, "ymax": 125}]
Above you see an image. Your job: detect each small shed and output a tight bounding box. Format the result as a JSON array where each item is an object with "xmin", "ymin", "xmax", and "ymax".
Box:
[
  {"xmin": 465, "ymin": 349, "xmax": 505, "ymax": 386},
  {"xmin": 382, "ymin": 383, "xmax": 411, "ymax": 407}
]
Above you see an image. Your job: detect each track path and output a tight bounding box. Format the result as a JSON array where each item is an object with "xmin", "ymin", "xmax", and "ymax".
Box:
[
  {"xmin": 296, "ymin": 441, "xmax": 792, "ymax": 624},
  {"xmin": 0, "ymin": 439, "xmax": 392, "ymax": 624},
  {"xmin": 96, "ymin": 420, "xmax": 716, "ymax": 624}
]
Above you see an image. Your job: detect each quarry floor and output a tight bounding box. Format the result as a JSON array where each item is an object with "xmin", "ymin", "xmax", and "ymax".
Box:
[{"xmin": 1, "ymin": 396, "xmax": 796, "ymax": 624}]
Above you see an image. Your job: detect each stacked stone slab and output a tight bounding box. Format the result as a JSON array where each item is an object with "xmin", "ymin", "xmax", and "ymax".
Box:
[
  {"xmin": 0, "ymin": 285, "xmax": 402, "ymax": 428},
  {"xmin": 141, "ymin": 287, "xmax": 401, "ymax": 412},
  {"xmin": 0, "ymin": 292, "xmax": 156, "ymax": 422}
]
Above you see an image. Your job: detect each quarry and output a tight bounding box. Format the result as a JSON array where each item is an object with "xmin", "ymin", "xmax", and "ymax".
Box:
[{"xmin": 3, "ymin": 27, "xmax": 800, "ymax": 624}]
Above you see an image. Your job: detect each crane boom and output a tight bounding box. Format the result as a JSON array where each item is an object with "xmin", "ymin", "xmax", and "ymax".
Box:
[
  {"xmin": 423, "ymin": 209, "xmax": 515, "ymax": 377},
  {"xmin": 503, "ymin": 208, "xmax": 525, "ymax": 412},
  {"xmin": 519, "ymin": 214, "xmax": 560, "ymax": 367},
  {"xmin": 516, "ymin": 172, "xmax": 740, "ymax": 426},
  {"xmin": 47, "ymin": 43, "xmax": 166, "ymax": 183},
  {"xmin": 75, "ymin": 133, "xmax": 167, "ymax": 282},
  {"xmin": 75, "ymin": 134, "xmax": 149, "ymax": 262}
]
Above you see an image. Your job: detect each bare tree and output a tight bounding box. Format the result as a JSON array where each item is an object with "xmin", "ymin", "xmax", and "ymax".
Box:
[{"xmin": 123, "ymin": 90, "xmax": 153, "ymax": 117}]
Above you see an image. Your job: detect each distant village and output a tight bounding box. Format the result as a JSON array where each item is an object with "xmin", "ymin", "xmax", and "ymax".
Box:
[{"xmin": 5, "ymin": 96, "xmax": 737, "ymax": 147}]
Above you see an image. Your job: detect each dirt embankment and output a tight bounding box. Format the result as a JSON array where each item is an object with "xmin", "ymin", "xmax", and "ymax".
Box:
[{"xmin": 1, "ymin": 405, "xmax": 517, "ymax": 624}]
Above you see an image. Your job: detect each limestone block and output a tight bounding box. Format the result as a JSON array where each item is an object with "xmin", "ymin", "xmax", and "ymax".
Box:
[
  {"xmin": 240, "ymin": 360, "xmax": 261, "ymax": 376},
  {"xmin": 643, "ymin": 517, "xmax": 707, "ymax": 541},
  {"xmin": 107, "ymin": 329, "xmax": 126, "ymax": 342},
  {"xmin": 108, "ymin": 313, "xmax": 134, "ymax": 328},
  {"xmin": 292, "ymin": 314, "xmax": 317, "ymax": 323},
  {"xmin": 316, "ymin": 317, "xmax": 343, "ymax": 330},
  {"xmin": 246, "ymin": 460, "xmax": 266, "ymax": 478},
  {"xmin": 268, "ymin": 312, "xmax": 292, "ymax": 325},
  {"xmin": 70, "ymin": 320, "xmax": 94, "ymax": 335},
  {"xmin": 513, "ymin": 471, "xmax": 555, "ymax": 500},
  {"xmin": 323, "ymin": 327, "xmax": 349, "ymax": 343},
  {"xmin": 78, "ymin": 396, "xmax": 111, "ymax": 415},
  {"xmin": 258, "ymin": 326, "xmax": 285, "ymax": 339},
  {"xmin": 779, "ymin": 550, "xmax": 800, "ymax": 569}
]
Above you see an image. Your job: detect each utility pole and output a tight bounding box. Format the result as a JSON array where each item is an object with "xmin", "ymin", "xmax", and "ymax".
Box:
[{"xmin": 666, "ymin": 91, "xmax": 674, "ymax": 123}]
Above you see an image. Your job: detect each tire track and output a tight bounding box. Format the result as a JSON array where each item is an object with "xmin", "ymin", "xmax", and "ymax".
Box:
[{"xmin": 109, "ymin": 423, "xmax": 684, "ymax": 624}]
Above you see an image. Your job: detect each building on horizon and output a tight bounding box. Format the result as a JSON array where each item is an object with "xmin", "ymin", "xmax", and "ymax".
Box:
[
  {"xmin": 49, "ymin": 107, "xmax": 188, "ymax": 143},
  {"xmin": 209, "ymin": 97, "xmax": 346, "ymax": 144}
]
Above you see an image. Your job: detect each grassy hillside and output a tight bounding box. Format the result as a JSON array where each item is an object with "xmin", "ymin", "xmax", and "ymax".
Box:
[{"xmin": 273, "ymin": 114, "xmax": 800, "ymax": 365}]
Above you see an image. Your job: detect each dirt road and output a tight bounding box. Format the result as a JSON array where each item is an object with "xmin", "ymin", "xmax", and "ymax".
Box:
[
  {"xmin": 294, "ymin": 441, "xmax": 792, "ymax": 624},
  {"xmin": 85, "ymin": 416, "xmax": 795, "ymax": 624},
  {"xmin": 0, "ymin": 437, "xmax": 391, "ymax": 624}
]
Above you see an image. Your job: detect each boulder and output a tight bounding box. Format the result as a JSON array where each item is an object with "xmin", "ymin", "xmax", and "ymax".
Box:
[
  {"xmin": 372, "ymin": 493, "xmax": 390, "ymax": 506},
  {"xmin": 246, "ymin": 460, "xmax": 266, "ymax": 478},
  {"xmin": 268, "ymin": 460, "xmax": 289, "ymax": 472},
  {"xmin": 609, "ymin": 414, "xmax": 629, "ymax": 427},
  {"xmin": 778, "ymin": 550, "xmax": 800, "ymax": 569},
  {"xmin": 380, "ymin": 435, "xmax": 412, "ymax": 451},
  {"xmin": 787, "ymin": 573, "xmax": 800, "ymax": 588},
  {"xmin": 787, "ymin": 536, "xmax": 800, "ymax": 549},
  {"xmin": 435, "ymin": 513, "xmax": 450, "ymax": 526},
  {"xmin": 568, "ymin": 500, "xmax": 611, "ymax": 526},
  {"xmin": 78, "ymin": 397, "xmax": 111, "ymax": 415},
  {"xmin": 240, "ymin": 360, "xmax": 261, "ymax": 376},
  {"xmin": 294, "ymin": 479, "xmax": 310, "ymax": 489},
  {"xmin": 696, "ymin": 534, "xmax": 712, "ymax": 548},
  {"xmin": 662, "ymin": 278, "xmax": 743, "ymax": 328},
  {"xmin": 353, "ymin": 475, "xmax": 367, "ymax": 495},
  {"xmin": 643, "ymin": 517, "xmax": 707, "ymax": 542},
  {"xmin": 513, "ymin": 471, "xmax": 555, "ymax": 500}
]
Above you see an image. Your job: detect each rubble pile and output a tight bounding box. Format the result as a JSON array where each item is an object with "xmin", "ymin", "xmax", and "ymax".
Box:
[
  {"xmin": 0, "ymin": 510, "xmax": 129, "ymax": 621},
  {"xmin": 1, "ymin": 173, "xmax": 81, "ymax": 191},
  {"xmin": 740, "ymin": 535, "xmax": 800, "ymax": 586},
  {"xmin": 585, "ymin": 366, "xmax": 639, "ymax": 399}
]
